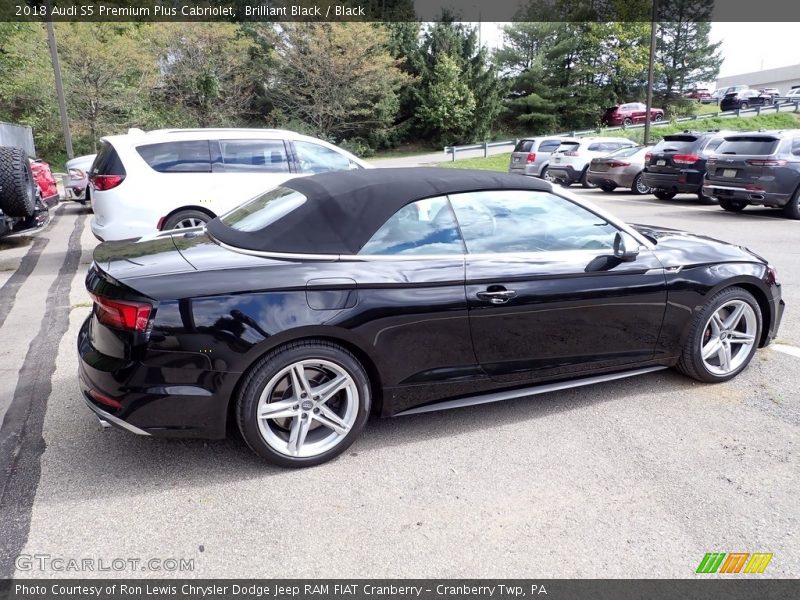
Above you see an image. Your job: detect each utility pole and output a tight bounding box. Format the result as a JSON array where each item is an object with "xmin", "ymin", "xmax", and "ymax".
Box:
[
  {"xmin": 45, "ymin": 20, "xmax": 74, "ymax": 159},
  {"xmin": 644, "ymin": 0, "xmax": 659, "ymax": 146}
]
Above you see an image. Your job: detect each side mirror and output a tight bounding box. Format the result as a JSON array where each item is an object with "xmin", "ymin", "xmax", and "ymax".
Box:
[{"xmin": 613, "ymin": 231, "xmax": 640, "ymax": 262}]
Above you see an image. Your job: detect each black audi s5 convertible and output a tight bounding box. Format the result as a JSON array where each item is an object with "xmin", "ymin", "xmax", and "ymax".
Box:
[{"xmin": 78, "ymin": 168, "xmax": 784, "ymax": 467}]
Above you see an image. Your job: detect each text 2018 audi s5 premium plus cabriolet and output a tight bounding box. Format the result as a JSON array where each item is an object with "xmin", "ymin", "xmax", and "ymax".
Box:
[{"xmin": 78, "ymin": 168, "xmax": 784, "ymax": 467}]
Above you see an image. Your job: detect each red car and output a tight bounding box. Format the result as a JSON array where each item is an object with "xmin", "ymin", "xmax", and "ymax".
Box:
[
  {"xmin": 685, "ymin": 89, "xmax": 713, "ymax": 103},
  {"xmin": 29, "ymin": 157, "xmax": 59, "ymax": 207},
  {"xmin": 601, "ymin": 102, "xmax": 665, "ymax": 126}
]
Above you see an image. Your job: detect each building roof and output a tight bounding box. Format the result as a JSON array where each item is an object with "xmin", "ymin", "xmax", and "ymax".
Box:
[{"xmin": 717, "ymin": 63, "xmax": 800, "ymax": 89}]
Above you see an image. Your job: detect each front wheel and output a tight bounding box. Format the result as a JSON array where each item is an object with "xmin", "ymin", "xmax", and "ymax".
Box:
[
  {"xmin": 541, "ymin": 166, "xmax": 554, "ymax": 183},
  {"xmin": 654, "ymin": 113, "xmax": 664, "ymax": 122},
  {"xmin": 631, "ymin": 172, "xmax": 651, "ymax": 195},
  {"xmin": 653, "ymin": 189, "xmax": 676, "ymax": 200},
  {"xmin": 676, "ymin": 287, "xmax": 761, "ymax": 383},
  {"xmin": 236, "ymin": 341, "xmax": 371, "ymax": 467}
]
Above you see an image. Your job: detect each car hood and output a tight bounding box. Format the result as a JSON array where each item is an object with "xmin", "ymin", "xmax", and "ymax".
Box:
[{"xmin": 631, "ymin": 224, "xmax": 767, "ymax": 268}]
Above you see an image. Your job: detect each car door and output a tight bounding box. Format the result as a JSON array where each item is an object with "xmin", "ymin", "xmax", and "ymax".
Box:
[
  {"xmin": 632, "ymin": 103, "xmax": 647, "ymax": 123},
  {"xmin": 450, "ymin": 189, "xmax": 667, "ymax": 383}
]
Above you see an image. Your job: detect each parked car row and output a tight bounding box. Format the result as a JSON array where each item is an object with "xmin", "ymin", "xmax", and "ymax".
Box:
[
  {"xmin": 705, "ymin": 84, "xmax": 800, "ymax": 107},
  {"xmin": 509, "ymin": 128, "xmax": 800, "ymax": 219},
  {"xmin": 87, "ymin": 128, "xmax": 370, "ymax": 241}
]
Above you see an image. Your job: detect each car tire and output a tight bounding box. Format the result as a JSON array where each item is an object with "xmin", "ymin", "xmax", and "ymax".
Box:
[
  {"xmin": 599, "ymin": 183, "xmax": 616, "ymax": 193},
  {"xmin": 0, "ymin": 146, "xmax": 36, "ymax": 218},
  {"xmin": 720, "ymin": 199, "xmax": 747, "ymax": 212},
  {"xmin": 631, "ymin": 172, "xmax": 651, "ymax": 195},
  {"xmin": 697, "ymin": 190, "xmax": 716, "ymax": 205},
  {"xmin": 236, "ymin": 340, "xmax": 371, "ymax": 468},
  {"xmin": 622, "ymin": 118, "xmax": 633, "ymax": 126},
  {"xmin": 653, "ymin": 189, "xmax": 676, "ymax": 200},
  {"xmin": 676, "ymin": 287, "xmax": 762, "ymax": 383},
  {"xmin": 540, "ymin": 166, "xmax": 553, "ymax": 183},
  {"xmin": 740, "ymin": 102, "xmax": 749, "ymax": 110},
  {"xmin": 654, "ymin": 113, "xmax": 664, "ymax": 122},
  {"xmin": 782, "ymin": 187, "xmax": 800, "ymax": 220},
  {"xmin": 580, "ymin": 167, "xmax": 597, "ymax": 189},
  {"xmin": 162, "ymin": 209, "xmax": 211, "ymax": 230}
]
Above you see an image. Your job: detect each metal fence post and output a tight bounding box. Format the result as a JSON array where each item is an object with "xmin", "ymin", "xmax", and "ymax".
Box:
[
  {"xmin": 452, "ymin": 147, "xmax": 456, "ymax": 162},
  {"xmin": 484, "ymin": 142, "xmax": 488, "ymax": 158}
]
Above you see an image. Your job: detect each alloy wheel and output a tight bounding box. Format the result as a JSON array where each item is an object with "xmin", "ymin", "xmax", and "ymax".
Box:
[
  {"xmin": 635, "ymin": 175, "xmax": 651, "ymax": 195},
  {"xmin": 256, "ymin": 359, "xmax": 359, "ymax": 458},
  {"xmin": 700, "ymin": 300, "xmax": 757, "ymax": 376},
  {"xmin": 175, "ymin": 217, "xmax": 205, "ymax": 228}
]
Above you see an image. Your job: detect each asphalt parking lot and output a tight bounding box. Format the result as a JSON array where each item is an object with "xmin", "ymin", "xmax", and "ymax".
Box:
[{"xmin": 0, "ymin": 188, "xmax": 797, "ymax": 579}]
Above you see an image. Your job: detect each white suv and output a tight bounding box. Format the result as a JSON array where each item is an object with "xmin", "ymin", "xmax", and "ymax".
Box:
[
  {"xmin": 88, "ymin": 128, "xmax": 370, "ymax": 241},
  {"xmin": 548, "ymin": 137, "xmax": 638, "ymax": 188}
]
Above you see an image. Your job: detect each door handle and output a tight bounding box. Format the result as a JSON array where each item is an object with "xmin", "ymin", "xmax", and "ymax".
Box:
[{"xmin": 476, "ymin": 289, "xmax": 517, "ymax": 304}]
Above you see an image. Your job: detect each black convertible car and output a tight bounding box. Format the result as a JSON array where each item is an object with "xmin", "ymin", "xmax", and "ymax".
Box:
[{"xmin": 78, "ymin": 168, "xmax": 784, "ymax": 467}]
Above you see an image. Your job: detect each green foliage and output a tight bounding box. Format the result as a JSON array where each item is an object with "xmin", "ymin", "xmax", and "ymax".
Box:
[{"xmin": 417, "ymin": 54, "xmax": 476, "ymax": 145}]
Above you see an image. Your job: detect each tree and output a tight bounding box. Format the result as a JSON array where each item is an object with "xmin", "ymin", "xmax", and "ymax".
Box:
[
  {"xmin": 265, "ymin": 23, "xmax": 410, "ymax": 145},
  {"xmin": 416, "ymin": 54, "xmax": 476, "ymax": 145}
]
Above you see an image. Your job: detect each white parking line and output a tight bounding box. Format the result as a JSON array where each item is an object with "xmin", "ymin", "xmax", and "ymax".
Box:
[{"xmin": 771, "ymin": 343, "xmax": 800, "ymax": 359}]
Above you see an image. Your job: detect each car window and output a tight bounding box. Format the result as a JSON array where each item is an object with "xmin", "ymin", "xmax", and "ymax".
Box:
[
  {"xmin": 653, "ymin": 136, "xmax": 698, "ymax": 152},
  {"xmin": 136, "ymin": 141, "xmax": 211, "ymax": 173},
  {"xmin": 716, "ymin": 138, "xmax": 779, "ymax": 156},
  {"xmin": 219, "ymin": 186, "xmax": 307, "ymax": 232},
  {"xmin": 555, "ymin": 142, "xmax": 580, "ymax": 153},
  {"xmin": 514, "ymin": 140, "xmax": 535, "ymax": 152},
  {"xmin": 360, "ymin": 197, "xmax": 464, "ymax": 256},
  {"xmin": 538, "ymin": 140, "xmax": 562, "ymax": 153},
  {"xmin": 606, "ymin": 146, "xmax": 641, "ymax": 158},
  {"xmin": 214, "ymin": 139, "xmax": 289, "ymax": 173},
  {"xmin": 588, "ymin": 142, "xmax": 612, "ymax": 152},
  {"xmin": 791, "ymin": 139, "xmax": 800, "ymax": 156},
  {"xmin": 295, "ymin": 141, "xmax": 353, "ymax": 174},
  {"xmin": 449, "ymin": 190, "xmax": 618, "ymax": 254},
  {"xmin": 702, "ymin": 138, "xmax": 725, "ymax": 155}
]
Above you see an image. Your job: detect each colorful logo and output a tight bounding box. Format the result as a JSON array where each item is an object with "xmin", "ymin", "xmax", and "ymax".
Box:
[{"xmin": 696, "ymin": 552, "xmax": 773, "ymax": 574}]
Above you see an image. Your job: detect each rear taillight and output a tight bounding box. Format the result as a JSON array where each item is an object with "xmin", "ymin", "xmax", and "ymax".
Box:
[
  {"xmin": 644, "ymin": 152, "xmax": 652, "ymax": 162},
  {"xmin": 746, "ymin": 159, "xmax": 787, "ymax": 166},
  {"xmin": 745, "ymin": 184, "xmax": 764, "ymax": 191},
  {"xmin": 526, "ymin": 152, "xmax": 536, "ymax": 164},
  {"xmin": 672, "ymin": 154, "xmax": 700, "ymax": 165},
  {"xmin": 90, "ymin": 293, "xmax": 152, "ymax": 332},
  {"xmin": 88, "ymin": 389, "xmax": 122, "ymax": 410},
  {"xmin": 90, "ymin": 174, "xmax": 125, "ymax": 191},
  {"xmin": 606, "ymin": 161, "xmax": 631, "ymax": 168},
  {"xmin": 68, "ymin": 168, "xmax": 85, "ymax": 180}
]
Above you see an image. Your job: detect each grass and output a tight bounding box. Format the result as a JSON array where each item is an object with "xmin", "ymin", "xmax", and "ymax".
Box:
[
  {"xmin": 436, "ymin": 153, "xmax": 511, "ymax": 172},
  {"xmin": 372, "ymin": 143, "xmax": 440, "ymax": 159}
]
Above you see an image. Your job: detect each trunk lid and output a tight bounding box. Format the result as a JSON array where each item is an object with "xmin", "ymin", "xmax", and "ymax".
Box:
[
  {"xmin": 92, "ymin": 232, "xmax": 196, "ymax": 283},
  {"xmin": 646, "ymin": 135, "xmax": 701, "ymax": 174}
]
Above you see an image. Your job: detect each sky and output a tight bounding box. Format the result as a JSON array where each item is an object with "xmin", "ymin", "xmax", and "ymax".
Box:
[{"xmin": 477, "ymin": 22, "xmax": 798, "ymax": 82}]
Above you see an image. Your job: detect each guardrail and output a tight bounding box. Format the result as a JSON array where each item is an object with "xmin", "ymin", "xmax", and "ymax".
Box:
[{"xmin": 443, "ymin": 101, "xmax": 800, "ymax": 160}]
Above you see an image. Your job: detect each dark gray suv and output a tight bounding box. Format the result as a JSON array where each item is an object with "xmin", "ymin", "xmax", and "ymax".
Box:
[{"xmin": 703, "ymin": 130, "xmax": 800, "ymax": 219}]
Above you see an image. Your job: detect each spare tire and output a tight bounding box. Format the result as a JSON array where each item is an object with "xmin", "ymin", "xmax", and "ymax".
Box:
[{"xmin": 0, "ymin": 146, "xmax": 36, "ymax": 217}]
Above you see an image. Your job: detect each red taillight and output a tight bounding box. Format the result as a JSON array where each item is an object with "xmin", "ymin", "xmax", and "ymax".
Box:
[
  {"xmin": 90, "ymin": 293, "xmax": 152, "ymax": 332},
  {"xmin": 746, "ymin": 159, "xmax": 787, "ymax": 166},
  {"xmin": 90, "ymin": 174, "xmax": 125, "ymax": 191},
  {"xmin": 606, "ymin": 161, "xmax": 631, "ymax": 168},
  {"xmin": 644, "ymin": 152, "xmax": 652, "ymax": 162},
  {"xmin": 526, "ymin": 152, "xmax": 536, "ymax": 164},
  {"xmin": 88, "ymin": 389, "xmax": 122, "ymax": 410},
  {"xmin": 745, "ymin": 184, "xmax": 764, "ymax": 191},
  {"xmin": 672, "ymin": 154, "xmax": 700, "ymax": 165}
]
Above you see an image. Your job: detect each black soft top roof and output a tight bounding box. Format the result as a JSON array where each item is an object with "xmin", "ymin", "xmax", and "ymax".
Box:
[{"xmin": 207, "ymin": 167, "xmax": 552, "ymax": 255}]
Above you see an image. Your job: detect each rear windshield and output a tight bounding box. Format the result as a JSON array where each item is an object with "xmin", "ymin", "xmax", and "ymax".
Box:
[
  {"xmin": 555, "ymin": 142, "xmax": 580, "ymax": 152},
  {"xmin": 652, "ymin": 136, "xmax": 699, "ymax": 153},
  {"xmin": 715, "ymin": 138, "xmax": 779, "ymax": 156},
  {"xmin": 92, "ymin": 141, "xmax": 126, "ymax": 176},
  {"xmin": 538, "ymin": 140, "xmax": 562, "ymax": 152},
  {"xmin": 514, "ymin": 140, "xmax": 535, "ymax": 152},
  {"xmin": 219, "ymin": 186, "xmax": 307, "ymax": 232}
]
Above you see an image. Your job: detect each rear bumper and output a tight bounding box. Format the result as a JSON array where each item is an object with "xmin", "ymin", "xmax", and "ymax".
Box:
[
  {"xmin": 587, "ymin": 170, "xmax": 635, "ymax": 188},
  {"xmin": 549, "ymin": 165, "xmax": 581, "ymax": 184},
  {"xmin": 508, "ymin": 164, "xmax": 544, "ymax": 177},
  {"xmin": 77, "ymin": 316, "xmax": 233, "ymax": 439},
  {"xmin": 702, "ymin": 182, "xmax": 792, "ymax": 207},
  {"xmin": 642, "ymin": 171, "xmax": 703, "ymax": 193}
]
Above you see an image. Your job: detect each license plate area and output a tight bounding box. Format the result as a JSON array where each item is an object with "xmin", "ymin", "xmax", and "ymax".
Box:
[
  {"xmin": 723, "ymin": 169, "xmax": 737, "ymax": 178},
  {"xmin": 656, "ymin": 160, "xmax": 666, "ymax": 166}
]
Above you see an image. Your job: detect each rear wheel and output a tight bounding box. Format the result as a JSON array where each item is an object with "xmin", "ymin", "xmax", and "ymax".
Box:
[
  {"xmin": 0, "ymin": 146, "xmax": 36, "ymax": 217},
  {"xmin": 631, "ymin": 172, "xmax": 651, "ymax": 195},
  {"xmin": 720, "ymin": 199, "xmax": 747, "ymax": 212},
  {"xmin": 599, "ymin": 183, "xmax": 616, "ymax": 193},
  {"xmin": 236, "ymin": 340, "xmax": 371, "ymax": 468},
  {"xmin": 740, "ymin": 102, "xmax": 749, "ymax": 110},
  {"xmin": 162, "ymin": 209, "xmax": 211, "ymax": 230},
  {"xmin": 541, "ymin": 166, "xmax": 554, "ymax": 183},
  {"xmin": 653, "ymin": 189, "xmax": 676, "ymax": 200},
  {"xmin": 622, "ymin": 117, "xmax": 633, "ymax": 126},
  {"xmin": 676, "ymin": 287, "xmax": 761, "ymax": 383},
  {"xmin": 782, "ymin": 187, "xmax": 800, "ymax": 220}
]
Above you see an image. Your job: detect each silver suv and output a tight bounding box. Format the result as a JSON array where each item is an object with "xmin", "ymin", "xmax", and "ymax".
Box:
[
  {"xmin": 508, "ymin": 137, "xmax": 571, "ymax": 181},
  {"xmin": 703, "ymin": 130, "xmax": 800, "ymax": 219}
]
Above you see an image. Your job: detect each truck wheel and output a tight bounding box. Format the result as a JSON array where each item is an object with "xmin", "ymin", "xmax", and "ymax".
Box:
[{"xmin": 0, "ymin": 146, "xmax": 36, "ymax": 218}]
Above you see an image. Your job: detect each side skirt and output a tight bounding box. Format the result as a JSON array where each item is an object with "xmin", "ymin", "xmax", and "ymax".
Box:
[{"xmin": 395, "ymin": 366, "xmax": 668, "ymax": 417}]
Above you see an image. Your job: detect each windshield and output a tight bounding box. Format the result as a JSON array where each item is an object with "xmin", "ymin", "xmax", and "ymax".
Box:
[{"xmin": 219, "ymin": 186, "xmax": 307, "ymax": 232}]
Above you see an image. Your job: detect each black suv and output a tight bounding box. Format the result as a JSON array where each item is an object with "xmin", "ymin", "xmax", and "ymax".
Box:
[
  {"xmin": 642, "ymin": 130, "xmax": 733, "ymax": 203},
  {"xmin": 720, "ymin": 89, "xmax": 773, "ymax": 112},
  {"xmin": 703, "ymin": 130, "xmax": 800, "ymax": 219}
]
